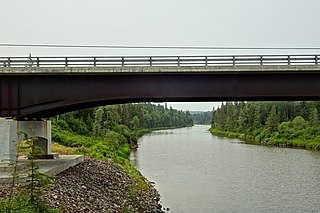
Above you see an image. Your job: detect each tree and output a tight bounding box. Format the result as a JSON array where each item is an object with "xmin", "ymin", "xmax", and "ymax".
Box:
[
  {"xmin": 93, "ymin": 107, "xmax": 104, "ymax": 136},
  {"xmin": 309, "ymin": 107, "xmax": 319, "ymax": 126},
  {"xmin": 265, "ymin": 105, "xmax": 279, "ymax": 132},
  {"xmin": 130, "ymin": 116, "xmax": 140, "ymax": 131},
  {"xmin": 292, "ymin": 116, "xmax": 307, "ymax": 129},
  {"xmin": 253, "ymin": 103, "xmax": 262, "ymax": 129},
  {"xmin": 237, "ymin": 107, "xmax": 247, "ymax": 132}
]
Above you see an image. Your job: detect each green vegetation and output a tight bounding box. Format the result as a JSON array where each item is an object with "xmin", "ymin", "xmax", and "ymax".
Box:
[
  {"xmin": 0, "ymin": 190, "xmax": 59, "ymax": 213},
  {"xmin": 210, "ymin": 101, "xmax": 320, "ymax": 150},
  {"xmin": 53, "ymin": 103, "xmax": 193, "ymax": 150},
  {"xmin": 1, "ymin": 133, "xmax": 59, "ymax": 213},
  {"xmin": 52, "ymin": 103, "xmax": 193, "ymax": 194}
]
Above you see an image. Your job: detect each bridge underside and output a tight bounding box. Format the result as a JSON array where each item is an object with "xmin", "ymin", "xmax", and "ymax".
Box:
[{"xmin": 1, "ymin": 71, "xmax": 320, "ymax": 119}]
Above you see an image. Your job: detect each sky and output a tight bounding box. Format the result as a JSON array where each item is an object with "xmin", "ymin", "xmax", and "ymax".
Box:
[{"xmin": 1, "ymin": 0, "xmax": 320, "ymax": 111}]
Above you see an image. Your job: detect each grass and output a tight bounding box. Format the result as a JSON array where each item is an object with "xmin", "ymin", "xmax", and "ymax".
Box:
[
  {"xmin": 51, "ymin": 142, "xmax": 83, "ymax": 155},
  {"xmin": 52, "ymin": 129, "xmax": 150, "ymax": 194}
]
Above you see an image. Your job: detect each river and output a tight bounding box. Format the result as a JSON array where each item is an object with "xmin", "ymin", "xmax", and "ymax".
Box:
[{"xmin": 130, "ymin": 125, "xmax": 320, "ymax": 213}]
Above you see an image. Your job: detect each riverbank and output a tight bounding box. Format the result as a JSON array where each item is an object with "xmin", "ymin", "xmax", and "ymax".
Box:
[
  {"xmin": 1, "ymin": 103, "xmax": 193, "ymax": 211},
  {"xmin": 210, "ymin": 127, "xmax": 320, "ymax": 150},
  {"xmin": 1, "ymin": 124, "xmax": 187, "ymax": 212},
  {"xmin": 0, "ymin": 157, "xmax": 164, "ymax": 213},
  {"xmin": 210, "ymin": 101, "xmax": 320, "ymax": 151},
  {"xmin": 0, "ymin": 130, "xmax": 167, "ymax": 212}
]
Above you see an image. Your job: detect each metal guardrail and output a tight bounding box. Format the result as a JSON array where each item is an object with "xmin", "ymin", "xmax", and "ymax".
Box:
[{"xmin": 0, "ymin": 55, "xmax": 319, "ymax": 68}]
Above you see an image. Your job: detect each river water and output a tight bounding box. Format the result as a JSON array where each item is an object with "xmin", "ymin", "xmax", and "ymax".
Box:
[{"xmin": 130, "ymin": 125, "xmax": 320, "ymax": 213}]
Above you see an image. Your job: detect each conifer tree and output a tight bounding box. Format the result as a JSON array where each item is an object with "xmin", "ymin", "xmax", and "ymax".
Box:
[
  {"xmin": 265, "ymin": 104, "xmax": 279, "ymax": 132},
  {"xmin": 309, "ymin": 107, "xmax": 319, "ymax": 126}
]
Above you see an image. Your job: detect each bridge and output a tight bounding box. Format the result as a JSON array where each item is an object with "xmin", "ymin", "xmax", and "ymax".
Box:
[
  {"xmin": 1, "ymin": 54, "xmax": 320, "ymax": 119},
  {"xmin": 1, "ymin": 54, "xmax": 320, "ymax": 163}
]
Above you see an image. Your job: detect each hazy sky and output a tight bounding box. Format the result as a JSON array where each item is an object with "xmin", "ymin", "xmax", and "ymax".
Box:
[{"xmin": 1, "ymin": 0, "xmax": 320, "ymax": 111}]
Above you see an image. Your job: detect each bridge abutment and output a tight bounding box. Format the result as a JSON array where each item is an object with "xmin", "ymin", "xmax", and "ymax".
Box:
[{"xmin": 0, "ymin": 119, "xmax": 52, "ymax": 164}]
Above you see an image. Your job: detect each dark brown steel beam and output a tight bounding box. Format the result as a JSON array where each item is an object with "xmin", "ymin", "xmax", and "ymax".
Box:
[{"xmin": 1, "ymin": 71, "xmax": 320, "ymax": 119}]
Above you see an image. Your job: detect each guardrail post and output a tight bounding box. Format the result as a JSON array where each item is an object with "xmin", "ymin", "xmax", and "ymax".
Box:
[
  {"xmin": 5, "ymin": 58, "xmax": 11, "ymax": 67},
  {"xmin": 36, "ymin": 57, "xmax": 40, "ymax": 67},
  {"xmin": 260, "ymin": 56, "xmax": 263, "ymax": 65},
  {"xmin": 93, "ymin": 57, "xmax": 97, "ymax": 67},
  {"xmin": 177, "ymin": 57, "xmax": 180, "ymax": 66},
  {"xmin": 3, "ymin": 59, "xmax": 8, "ymax": 67},
  {"xmin": 65, "ymin": 57, "xmax": 68, "ymax": 67},
  {"xmin": 7, "ymin": 58, "xmax": 11, "ymax": 67},
  {"xmin": 232, "ymin": 56, "xmax": 236, "ymax": 66},
  {"xmin": 288, "ymin": 56, "xmax": 291, "ymax": 65},
  {"xmin": 205, "ymin": 57, "xmax": 208, "ymax": 66},
  {"xmin": 150, "ymin": 57, "xmax": 152, "ymax": 66},
  {"xmin": 121, "ymin": 57, "xmax": 125, "ymax": 66},
  {"xmin": 315, "ymin": 55, "xmax": 318, "ymax": 65}
]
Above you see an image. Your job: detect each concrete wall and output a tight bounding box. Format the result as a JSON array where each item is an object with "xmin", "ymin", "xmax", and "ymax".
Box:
[{"xmin": 17, "ymin": 120, "xmax": 52, "ymax": 154}]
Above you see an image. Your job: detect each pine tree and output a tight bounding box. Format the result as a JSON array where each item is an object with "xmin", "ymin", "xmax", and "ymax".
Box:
[
  {"xmin": 253, "ymin": 103, "xmax": 262, "ymax": 129},
  {"xmin": 265, "ymin": 104, "xmax": 279, "ymax": 132},
  {"xmin": 93, "ymin": 107, "xmax": 104, "ymax": 136},
  {"xmin": 309, "ymin": 107, "xmax": 319, "ymax": 126}
]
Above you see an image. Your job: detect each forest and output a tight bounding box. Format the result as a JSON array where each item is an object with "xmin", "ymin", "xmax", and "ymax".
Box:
[
  {"xmin": 52, "ymin": 102, "xmax": 193, "ymax": 159},
  {"xmin": 211, "ymin": 101, "xmax": 320, "ymax": 150},
  {"xmin": 54, "ymin": 103, "xmax": 193, "ymax": 136}
]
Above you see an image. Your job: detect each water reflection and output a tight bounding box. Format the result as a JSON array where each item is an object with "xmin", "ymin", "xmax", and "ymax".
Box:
[{"xmin": 149, "ymin": 131, "xmax": 175, "ymax": 136}]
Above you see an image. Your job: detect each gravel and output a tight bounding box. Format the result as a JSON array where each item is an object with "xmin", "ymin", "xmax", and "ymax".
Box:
[
  {"xmin": 0, "ymin": 184, "xmax": 12, "ymax": 198},
  {"xmin": 1, "ymin": 157, "xmax": 165, "ymax": 213}
]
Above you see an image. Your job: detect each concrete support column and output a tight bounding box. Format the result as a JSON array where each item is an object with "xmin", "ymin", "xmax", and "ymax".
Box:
[
  {"xmin": 0, "ymin": 119, "xmax": 52, "ymax": 164},
  {"xmin": 0, "ymin": 118, "xmax": 18, "ymax": 164}
]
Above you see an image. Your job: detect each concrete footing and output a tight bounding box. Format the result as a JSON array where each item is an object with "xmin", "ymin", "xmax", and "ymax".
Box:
[{"xmin": 0, "ymin": 155, "xmax": 84, "ymax": 183}]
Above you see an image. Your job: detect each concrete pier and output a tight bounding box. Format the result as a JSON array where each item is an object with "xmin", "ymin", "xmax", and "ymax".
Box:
[
  {"xmin": 0, "ymin": 119, "xmax": 18, "ymax": 164},
  {"xmin": 0, "ymin": 119, "xmax": 52, "ymax": 164}
]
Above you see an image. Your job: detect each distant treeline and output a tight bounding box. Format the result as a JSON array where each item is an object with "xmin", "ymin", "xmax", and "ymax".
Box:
[
  {"xmin": 211, "ymin": 101, "xmax": 320, "ymax": 150},
  {"xmin": 191, "ymin": 111, "xmax": 212, "ymax": 125},
  {"xmin": 56, "ymin": 103, "xmax": 193, "ymax": 135}
]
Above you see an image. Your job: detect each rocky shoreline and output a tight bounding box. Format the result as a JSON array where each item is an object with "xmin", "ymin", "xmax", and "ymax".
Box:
[{"xmin": 1, "ymin": 157, "xmax": 165, "ymax": 213}]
